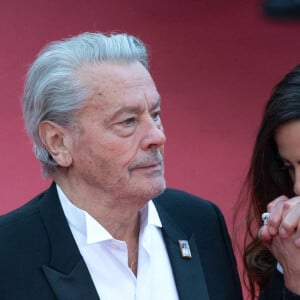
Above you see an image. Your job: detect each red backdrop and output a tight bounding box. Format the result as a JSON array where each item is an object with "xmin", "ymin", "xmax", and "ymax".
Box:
[{"xmin": 1, "ymin": 0, "xmax": 300, "ymax": 297}]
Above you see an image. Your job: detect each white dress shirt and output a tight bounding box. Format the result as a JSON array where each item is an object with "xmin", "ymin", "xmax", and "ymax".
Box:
[{"xmin": 57, "ymin": 185, "xmax": 179, "ymax": 300}]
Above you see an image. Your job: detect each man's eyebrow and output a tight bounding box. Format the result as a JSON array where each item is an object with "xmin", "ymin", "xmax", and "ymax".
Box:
[
  {"xmin": 110, "ymin": 97, "xmax": 161, "ymax": 120},
  {"xmin": 150, "ymin": 98, "xmax": 161, "ymax": 111},
  {"xmin": 109, "ymin": 106, "xmax": 143, "ymax": 121}
]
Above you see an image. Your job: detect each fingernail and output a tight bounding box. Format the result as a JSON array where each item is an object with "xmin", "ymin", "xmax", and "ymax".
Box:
[{"xmin": 279, "ymin": 227, "xmax": 287, "ymax": 238}]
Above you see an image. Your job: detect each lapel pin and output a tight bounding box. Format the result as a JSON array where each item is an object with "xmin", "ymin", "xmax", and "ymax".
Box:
[{"xmin": 178, "ymin": 240, "xmax": 192, "ymax": 259}]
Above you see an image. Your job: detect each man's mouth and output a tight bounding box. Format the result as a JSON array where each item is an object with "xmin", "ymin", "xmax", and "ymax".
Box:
[{"xmin": 137, "ymin": 161, "xmax": 162, "ymax": 169}]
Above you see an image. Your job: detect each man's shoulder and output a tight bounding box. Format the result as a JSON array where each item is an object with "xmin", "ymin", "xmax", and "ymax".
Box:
[
  {"xmin": 152, "ymin": 188, "xmax": 231, "ymax": 249},
  {"xmin": 153, "ymin": 188, "xmax": 222, "ymax": 227},
  {"xmin": 0, "ymin": 190, "xmax": 46, "ymax": 235},
  {"xmin": 153, "ymin": 188, "xmax": 218, "ymax": 213}
]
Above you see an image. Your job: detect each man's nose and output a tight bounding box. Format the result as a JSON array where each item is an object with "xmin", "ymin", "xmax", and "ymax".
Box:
[{"xmin": 140, "ymin": 118, "xmax": 166, "ymax": 150}]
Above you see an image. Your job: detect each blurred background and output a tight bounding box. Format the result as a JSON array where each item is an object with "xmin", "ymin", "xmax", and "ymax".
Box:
[{"xmin": 1, "ymin": 0, "xmax": 300, "ymax": 296}]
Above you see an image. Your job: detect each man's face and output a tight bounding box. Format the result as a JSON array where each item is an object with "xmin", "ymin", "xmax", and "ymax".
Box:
[{"xmin": 69, "ymin": 62, "xmax": 166, "ymax": 205}]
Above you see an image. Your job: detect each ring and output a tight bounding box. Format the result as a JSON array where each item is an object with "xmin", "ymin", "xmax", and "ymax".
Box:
[{"xmin": 261, "ymin": 212, "xmax": 270, "ymax": 225}]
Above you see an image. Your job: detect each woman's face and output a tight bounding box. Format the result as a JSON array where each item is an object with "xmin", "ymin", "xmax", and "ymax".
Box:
[{"xmin": 275, "ymin": 120, "xmax": 300, "ymax": 196}]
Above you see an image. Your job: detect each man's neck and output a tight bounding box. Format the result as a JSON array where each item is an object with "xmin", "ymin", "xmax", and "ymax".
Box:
[{"xmin": 54, "ymin": 176, "xmax": 143, "ymax": 242}]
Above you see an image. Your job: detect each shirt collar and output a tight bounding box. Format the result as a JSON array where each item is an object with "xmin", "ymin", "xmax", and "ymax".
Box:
[{"xmin": 56, "ymin": 184, "xmax": 162, "ymax": 245}]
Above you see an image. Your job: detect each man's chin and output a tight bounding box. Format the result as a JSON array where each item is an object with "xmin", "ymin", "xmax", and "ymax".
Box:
[
  {"xmin": 151, "ymin": 185, "xmax": 165, "ymax": 198},
  {"xmin": 134, "ymin": 177, "xmax": 166, "ymax": 199},
  {"xmin": 147, "ymin": 179, "xmax": 166, "ymax": 199}
]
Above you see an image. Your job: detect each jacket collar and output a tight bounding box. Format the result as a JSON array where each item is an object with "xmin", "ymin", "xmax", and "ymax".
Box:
[
  {"xmin": 154, "ymin": 194, "xmax": 210, "ymax": 300},
  {"xmin": 39, "ymin": 183, "xmax": 209, "ymax": 300},
  {"xmin": 39, "ymin": 182, "xmax": 100, "ymax": 300}
]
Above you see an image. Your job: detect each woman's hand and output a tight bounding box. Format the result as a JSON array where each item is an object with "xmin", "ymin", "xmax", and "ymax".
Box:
[
  {"xmin": 269, "ymin": 233, "xmax": 300, "ymax": 294},
  {"xmin": 258, "ymin": 195, "xmax": 300, "ymax": 294},
  {"xmin": 259, "ymin": 195, "xmax": 300, "ymax": 246}
]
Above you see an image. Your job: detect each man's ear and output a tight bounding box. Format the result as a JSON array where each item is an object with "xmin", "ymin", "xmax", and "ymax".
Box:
[{"xmin": 38, "ymin": 121, "xmax": 73, "ymax": 167}]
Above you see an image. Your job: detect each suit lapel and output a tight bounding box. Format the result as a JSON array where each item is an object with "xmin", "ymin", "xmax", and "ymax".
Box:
[
  {"xmin": 39, "ymin": 183, "xmax": 99, "ymax": 300},
  {"xmin": 155, "ymin": 201, "xmax": 210, "ymax": 300},
  {"xmin": 38, "ymin": 184, "xmax": 210, "ymax": 300}
]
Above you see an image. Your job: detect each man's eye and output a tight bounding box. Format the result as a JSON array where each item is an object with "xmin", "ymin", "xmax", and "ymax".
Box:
[
  {"xmin": 152, "ymin": 112, "xmax": 161, "ymax": 121},
  {"xmin": 122, "ymin": 118, "xmax": 136, "ymax": 126}
]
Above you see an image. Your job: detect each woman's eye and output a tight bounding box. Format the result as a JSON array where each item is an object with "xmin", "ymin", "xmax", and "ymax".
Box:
[
  {"xmin": 284, "ymin": 162, "xmax": 293, "ymax": 169},
  {"xmin": 282, "ymin": 163, "xmax": 295, "ymax": 175},
  {"xmin": 282, "ymin": 163, "xmax": 291, "ymax": 170}
]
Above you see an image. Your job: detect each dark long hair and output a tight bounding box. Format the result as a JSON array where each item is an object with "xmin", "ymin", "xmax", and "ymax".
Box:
[{"xmin": 234, "ymin": 65, "xmax": 300, "ymax": 299}]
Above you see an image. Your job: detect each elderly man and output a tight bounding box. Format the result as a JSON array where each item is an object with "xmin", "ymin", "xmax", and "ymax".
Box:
[{"xmin": 0, "ymin": 32, "xmax": 242, "ymax": 299}]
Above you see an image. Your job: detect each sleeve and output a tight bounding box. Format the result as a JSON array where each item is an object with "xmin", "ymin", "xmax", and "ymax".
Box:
[
  {"xmin": 282, "ymin": 287, "xmax": 300, "ymax": 300},
  {"xmin": 259, "ymin": 269, "xmax": 300, "ymax": 300}
]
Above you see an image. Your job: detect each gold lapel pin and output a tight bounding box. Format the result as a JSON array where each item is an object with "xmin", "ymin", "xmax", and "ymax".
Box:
[{"xmin": 178, "ymin": 240, "xmax": 192, "ymax": 259}]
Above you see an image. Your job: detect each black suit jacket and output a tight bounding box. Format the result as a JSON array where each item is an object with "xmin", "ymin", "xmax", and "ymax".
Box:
[{"xmin": 0, "ymin": 183, "xmax": 242, "ymax": 299}]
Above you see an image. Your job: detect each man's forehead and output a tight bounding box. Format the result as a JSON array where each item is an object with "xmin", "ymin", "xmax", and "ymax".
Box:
[
  {"xmin": 78, "ymin": 61, "xmax": 152, "ymax": 85},
  {"xmin": 78, "ymin": 61, "xmax": 160, "ymax": 110},
  {"xmin": 82, "ymin": 79, "xmax": 161, "ymax": 117}
]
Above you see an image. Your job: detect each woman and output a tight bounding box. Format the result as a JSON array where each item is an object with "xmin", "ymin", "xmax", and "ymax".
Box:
[{"xmin": 235, "ymin": 64, "xmax": 300, "ymax": 299}]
